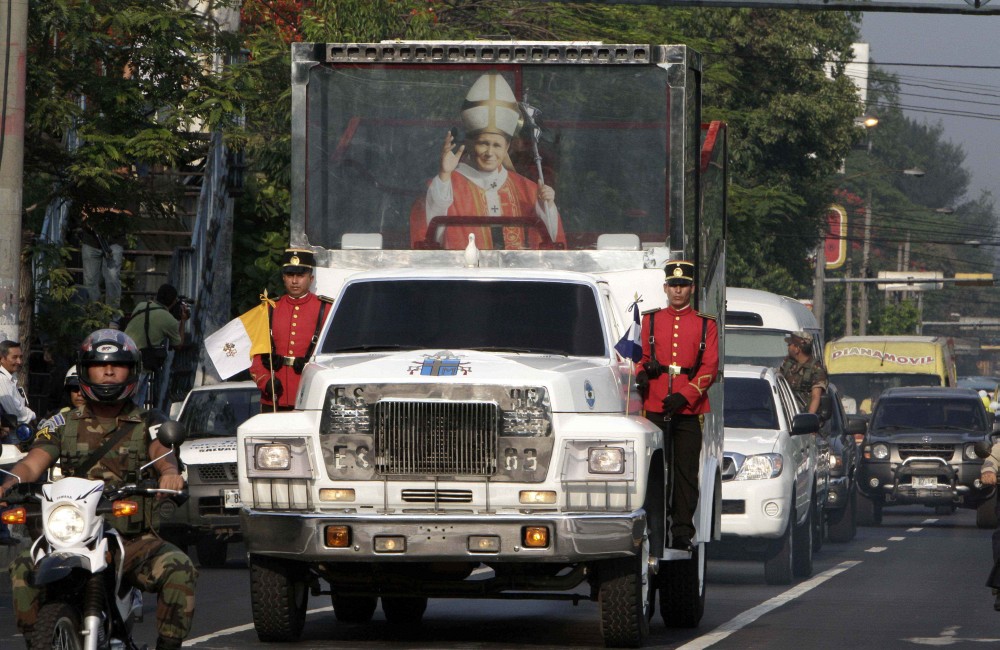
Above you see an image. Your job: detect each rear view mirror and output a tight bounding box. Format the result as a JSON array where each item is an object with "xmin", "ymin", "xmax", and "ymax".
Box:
[
  {"xmin": 791, "ymin": 413, "xmax": 820, "ymax": 436},
  {"xmin": 974, "ymin": 440, "xmax": 993, "ymax": 459},
  {"xmin": 156, "ymin": 420, "xmax": 187, "ymax": 448}
]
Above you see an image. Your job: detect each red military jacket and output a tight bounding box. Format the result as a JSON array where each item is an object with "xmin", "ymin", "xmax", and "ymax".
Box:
[
  {"xmin": 249, "ymin": 291, "xmax": 330, "ymax": 410},
  {"xmin": 639, "ymin": 304, "xmax": 719, "ymax": 415}
]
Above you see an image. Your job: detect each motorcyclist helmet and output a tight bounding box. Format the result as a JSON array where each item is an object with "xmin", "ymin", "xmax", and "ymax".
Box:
[
  {"xmin": 64, "ymin": 365, "xmax": 80, "ymax": 391},
  {"xmin": 77, "ymin": 329, "xmax": 142, "ymax": 403}
]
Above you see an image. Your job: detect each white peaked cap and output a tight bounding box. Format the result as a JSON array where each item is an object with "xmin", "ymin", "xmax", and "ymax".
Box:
[{"xmin": 461, "ymin": 74, "xmax": 520, "ymax": 139}]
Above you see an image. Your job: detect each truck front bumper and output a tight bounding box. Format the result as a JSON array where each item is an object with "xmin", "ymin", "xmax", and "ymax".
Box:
[{"xmin": 240, "ymin": 509, "xmax": 646, "ymax": 563}]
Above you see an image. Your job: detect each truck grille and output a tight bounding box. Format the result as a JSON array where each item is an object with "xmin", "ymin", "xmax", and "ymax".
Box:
[
  {"xmin": 898, "ymin": 444, "xmax": 954, "ymax": 462},
  {"xmin": 373, "ymin": 400, "xmax": 499, "ymax": 476},
  {"xmin": 197, "ymin": 463, "xmax": 239, "ymax": 483}
]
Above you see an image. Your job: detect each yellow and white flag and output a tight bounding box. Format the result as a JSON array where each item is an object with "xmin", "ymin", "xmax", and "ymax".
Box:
[{"xmin": 204, "ymin": 292, "xmax": 275, "ymax": 379}]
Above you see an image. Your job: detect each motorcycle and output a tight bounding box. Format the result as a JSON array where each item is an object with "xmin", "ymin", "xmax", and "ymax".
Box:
[{"xmin": 1, "ymin": 420, "xmax": 186, "ymax": 650}]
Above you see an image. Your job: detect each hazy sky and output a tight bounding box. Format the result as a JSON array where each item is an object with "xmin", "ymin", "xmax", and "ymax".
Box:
[{"xmin": 860, "ymin": 13, "xmax": 1000, "ymax": 201}]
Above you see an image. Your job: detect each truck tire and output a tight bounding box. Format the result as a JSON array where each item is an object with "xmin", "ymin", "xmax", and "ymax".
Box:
[
  {"xmin": 856, "ymin": 491, "xmax": 882, "ymax": 526},
  {"xmin": 792, "ymin": 503, "xmax": 814, "ymax": 578},
  {"xmin": 333, "ymin": 595, "xmax": 377, "ymax": 623},
  {"xmin": 764, "ymin": 516, "xmax": 793, "ymax": 586},
  {"xmin": 978, "ymin": 492, "xmax": 998, "ymax": 529},
  {"xmin": 29, "ymin": 602, "xmax": 83, "ymax": 650},
  {"xmin": 249, "ymin": 555, "xmax": 308, "ymax": 641},
  {"xmin": 381, "ymin": 596, "xmax": 428, "ymax": 625},
  {"xmin": 598, "ymin": 536, "xmax": 650, "ymax": 648},
  {"xmin": 196, "ymin": 537, "xmax": 228, "ymax": 568},
  {"xmin": 827, "ymin": 489, "xmax": 857, "ymax": 543},
  {"xmin": 658, "ymin": 544, "xmax": 705, "ymax": 628}
]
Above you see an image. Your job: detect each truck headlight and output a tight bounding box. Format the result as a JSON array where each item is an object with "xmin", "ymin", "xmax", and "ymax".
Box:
[
  {"xmin": 735, "ymin": 453, "xmax": 783, "ymax": 480},
  {"xmin": 588, "ymin": 447, "xmax": 625, "ymax": 474},
  {"xmin": 47, "ymin": 504, "xmax": 86, "ymax": 544},
  {"xmin": 502, "ymin": 387, "xmax": 551, "ymax": 436},
  {"xmin": 871, "ymin": 443, "xmax": 889, "ymax": 460},
  {"xmin": 965, "ymin": 443, "xmax": 979, "ymax": 461},
  {"xmin": 321, "ymin": 386, "xmax": 370, "ymax": 435},
  {"xmin": 255, "ymin": 444, "xmax": 291, "ymax": 470}
]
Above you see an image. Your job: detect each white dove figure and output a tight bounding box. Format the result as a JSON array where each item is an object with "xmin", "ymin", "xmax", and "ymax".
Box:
[{"xmin": 464, "ymin": 232, "xmax": 480, "ymax": 268}]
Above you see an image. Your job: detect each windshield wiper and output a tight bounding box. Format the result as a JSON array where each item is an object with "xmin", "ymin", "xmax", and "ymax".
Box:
[
  {"xmin": 332, "ymin": 344, "xmax": 415, "ymax": 353},
  {"xmin": 468, "ymin": 346, "xmax": 569, "ymax": 356},
  {"xmin": 877, "ymin": 425, "xmax": 922, "ymax": 431}
]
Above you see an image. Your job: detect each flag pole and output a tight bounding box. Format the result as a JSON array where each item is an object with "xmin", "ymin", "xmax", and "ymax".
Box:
[{"xmin": 261, "ymin": 288, "xmax": 278, "ymax": 414}]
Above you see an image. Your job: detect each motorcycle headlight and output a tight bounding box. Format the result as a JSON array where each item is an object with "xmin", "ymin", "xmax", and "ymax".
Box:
[
  {"xmin": 872, "ymin": 443, "xmax": 889, "ymax": 460},
  {"xmin": 47, "ymin": 503, "xmax": 86, "ymax": 545},
  {"xmin": 735, "ymin": 453, "xmax": 783, "ymax": 480}
]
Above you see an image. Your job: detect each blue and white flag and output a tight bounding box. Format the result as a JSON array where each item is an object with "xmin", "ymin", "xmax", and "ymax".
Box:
[{"xmin": 614, "ymin": 299, "xmax": 643, "ymax": 363}]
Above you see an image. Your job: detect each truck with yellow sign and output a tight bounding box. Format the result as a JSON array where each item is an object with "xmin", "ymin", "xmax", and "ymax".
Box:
[{"xmin": 824, "ymin": 335, "xmax": 958, "ymax": 415}]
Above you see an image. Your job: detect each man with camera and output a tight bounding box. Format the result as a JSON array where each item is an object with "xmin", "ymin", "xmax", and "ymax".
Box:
[
  {"xmin": 636, "ymin": 260, "xmax": 719, "ymax": 552},
  {"xmin": 123, "ymin": 284, "xmax": 189, "ymax": 407}
]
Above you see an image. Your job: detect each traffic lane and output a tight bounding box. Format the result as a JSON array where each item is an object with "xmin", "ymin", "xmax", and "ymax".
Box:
[{"xmin": 708, "ymin": 505, "xmax": 999, "ymax": 649}]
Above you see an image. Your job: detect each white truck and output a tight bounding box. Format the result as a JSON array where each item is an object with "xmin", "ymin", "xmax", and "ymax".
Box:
[{"xmin": 236, "ymin": 41, "xmax": 728, "ymax": 648}]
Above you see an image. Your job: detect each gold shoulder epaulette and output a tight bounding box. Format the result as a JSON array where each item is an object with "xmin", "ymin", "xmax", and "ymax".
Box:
[
  {"xmin": 640, "ymin": 307, "xmax": 662, "ymax": 316},
  {"xmin": 696, "ymin": 311, "xmax": 717, "ymax": 320},
  {"xmin": 318, "ymin": 294, "xmax": 335, "ymax": 304}
]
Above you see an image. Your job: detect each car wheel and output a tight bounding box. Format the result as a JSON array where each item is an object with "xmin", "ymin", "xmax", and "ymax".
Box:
[
  {"xmin": 827, "ymin": 488, "xmax": 858, "ymax": 543},
  {"xmin": 978, "ymin": 491, "xmax": 999, "ymax": 529},
  {"xmin": 381, "ymin": 596, "xmax": 428, "ymax": 625},
  {"xmin": 856, "ymin": 490, "xmax": 882, "ymax": 526},
  {"xmin": 196, "ymin": 536, "xmax": 228, "ymax": 568},
  {"xmin": 764, "ymin": 516, "xmax": 793, "ymax": 586},
  {"xmin": 598, "ymin": 532, "xmax": 651, "ymax": 648},
  {"xmin": 792, "ymin": 502, "xmax": 814, "ymax": 578},
  {"xmin": 249, "ymin": 555, "xmax": 308, "ymax": 641},
  {"xmin": 659, "ymin": 543, "xmax": 705, "ymax": 628},
  {"xmin": 332, "ymin": 595, "xmax": 378, "ymax": 623}
]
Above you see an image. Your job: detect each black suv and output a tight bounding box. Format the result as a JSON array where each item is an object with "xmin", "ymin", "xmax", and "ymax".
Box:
[
  {"xmin": 818, "ymin": 383, "xmax": 866, "ymax": 542},
  {"xmin": 857, "ymin": 387, "xmax": 996, "ymax": 526}
]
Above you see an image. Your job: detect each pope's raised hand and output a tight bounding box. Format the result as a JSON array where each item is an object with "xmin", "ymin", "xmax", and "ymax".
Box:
[{"xmin": 439, "ymin": 131, "xmax": 465, "ymax": 180}]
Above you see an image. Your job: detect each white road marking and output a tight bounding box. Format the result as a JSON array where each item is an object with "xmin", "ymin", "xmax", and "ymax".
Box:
[
  {"xmin": 866, "ymin": 546, "xmax": 888, "ymax": 553},
  {"xmin": 888, "ymin": 536, "xmax": 906, "ymax": 541},
  {"xmin": 185, "ymin": 606, "xmax": 334, "ymax": 646},
  {"xmin": 906, "ymin": 624, "xmax": 1000, "ymax": 645},
  {"xmin": 923, "ymin": 518, "xmax": 939, "ymax": 524},
  {"xmin": 907, "ymin": 527, "xmax": 923, "ymax": 532},
  {"xmin": 678, "ymin": 560, "xmax": 863, "ymax": 650}
]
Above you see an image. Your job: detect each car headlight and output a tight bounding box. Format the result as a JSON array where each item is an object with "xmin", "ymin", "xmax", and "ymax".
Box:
[
  {"xmin": 829, "ymin": 455, "xmax": 843, "ymax": 471},
  {"xmin": 871, "ymin": 443, "xmax": 889, "ymax": 460},
  {"xmin": 503, "ymin": 388, "xmax": 551, "ymax": 436},
  {"xmin": 47, "ymin": 504, "xmax": 86, "ymax": 544},
  {"xmin": 588, "ymin": 447, "xmax": 625, "ymax": 474},
  {"xmin": 255, "ymin": 444, "xmax": 291, "ymax": 470},
  {"xmin": 735, "ymin": 453, "xmax": 783, "ymax": 480},
  {"xmin": 965, "ymin": 443, "xmax": 979, "ymax": 461}
]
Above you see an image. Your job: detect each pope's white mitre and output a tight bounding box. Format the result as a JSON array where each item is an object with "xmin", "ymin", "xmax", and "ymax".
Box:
[{"xmin": 461, "ymin": 74, "xmax": 520, "ymax": 139}]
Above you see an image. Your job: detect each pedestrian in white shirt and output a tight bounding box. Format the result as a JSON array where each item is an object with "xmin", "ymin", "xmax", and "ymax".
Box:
[{"xmin": 0, "ymin": 340, "xmax": 35, "ymax": 426}]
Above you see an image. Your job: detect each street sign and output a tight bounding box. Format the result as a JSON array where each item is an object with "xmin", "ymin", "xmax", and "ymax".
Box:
[
  {"xmin": 825, "ymin": 204, "xmax": 847, "ymax": 270},
  {"xmin": 878, "ymin": 270, "xmax": 944, "ymax": 291},
  {"xmin": 954, "ymin": 273, "xmax": 994, "ymax": 286}
]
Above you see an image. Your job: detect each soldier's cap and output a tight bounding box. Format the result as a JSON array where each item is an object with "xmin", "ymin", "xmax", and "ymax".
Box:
[
  {"xmin": 281, "ymin": 248, "xmax": 315, "ymax": 274},
  {"xmin": 663, "ymin": 260, "xmax": 695, "ymax": 286},
  {"xmin": 784, "ymin": 330, "xmax": 814, "ymax": 346}
]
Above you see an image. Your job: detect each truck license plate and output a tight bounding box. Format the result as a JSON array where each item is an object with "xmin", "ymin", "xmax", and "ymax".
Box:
[
  {"xmin": 912, "ymin": 476, "xmax": 936, "ymax": 488},
  {"xmin": 223, "ymin": 489, "xmax": 241, "ymax": 509}
]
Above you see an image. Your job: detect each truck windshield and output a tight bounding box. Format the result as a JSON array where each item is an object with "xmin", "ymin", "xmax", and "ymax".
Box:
[
  {"xmin": 302, "ymin": 63, "xmax": 669, "ymax": 251},
  {"xmin": 179, "ymin": 389, "xmax": 260, "ymax": 439},
  {"xmin": 322, "ymin": 279, "xmax": 606, "ymax": 357},
  {"xmin": 872, "ymin": 397, "xmax": 989, "ymax": 433},
  {"xmin": 725, "ymin": 330, "xmax": 788, "ymax": 367},
  {"xmin": 723, "ymin": 378, "xmax": 780, "ymax": 430},
  {"xmin": 830, "ymin": 373, "xmax": 941, "ymax": 415}
]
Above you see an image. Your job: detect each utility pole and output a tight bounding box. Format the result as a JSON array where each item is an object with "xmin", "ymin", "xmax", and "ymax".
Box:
[
  {"xmin": 858, "ymin": 188, "xmax": 872, "ymax": 336},
  {"xmin": 0, "ymin": 0, "xmax": 27, "ymax": 343}
]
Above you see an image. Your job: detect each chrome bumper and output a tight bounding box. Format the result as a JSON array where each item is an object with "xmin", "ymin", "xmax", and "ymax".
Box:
[{"xmin": 241, "ymin": 509, "xmax": 647, "ymax": 562}]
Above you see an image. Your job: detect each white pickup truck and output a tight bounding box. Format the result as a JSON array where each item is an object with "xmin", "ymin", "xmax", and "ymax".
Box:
[{"xmin": 237, "ymin": 267, "xmax": 722, "ymax": 647}]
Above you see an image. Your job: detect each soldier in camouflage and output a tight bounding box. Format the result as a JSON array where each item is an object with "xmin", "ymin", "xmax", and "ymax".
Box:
[
  {"xmin": 979, "ymin": 442, "xmax": 1000, "ymax": 610},
  {"xmin": 1, "ymin": 329, "xmax": 196, "ymax": 650},
  {"xmin": 778, "ymin": 330, "xmax": 827, "ymax": 414}
]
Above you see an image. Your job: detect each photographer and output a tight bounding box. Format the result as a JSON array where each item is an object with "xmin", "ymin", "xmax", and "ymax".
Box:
[{"xmin": 124, "ymin": 284, "xmax": 190, "ymax": 407}]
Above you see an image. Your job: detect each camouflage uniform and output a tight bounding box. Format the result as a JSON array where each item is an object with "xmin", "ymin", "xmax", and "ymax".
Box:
[
  {"xmin": 779, "ymin": 355, "xmax": 828, "ymax": 408},
  {"xmin": 7, "ymin": 402, "xmax": 197, "ymax": 648}
]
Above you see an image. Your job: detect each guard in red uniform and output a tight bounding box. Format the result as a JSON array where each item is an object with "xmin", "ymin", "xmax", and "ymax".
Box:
[
  {"xmin": 249, "ymin": 248, "xmax": 332, "ymax": 411},
  {"xmin": 636, "ymin": 260, "xmax": 719, "ymax": 551}
]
